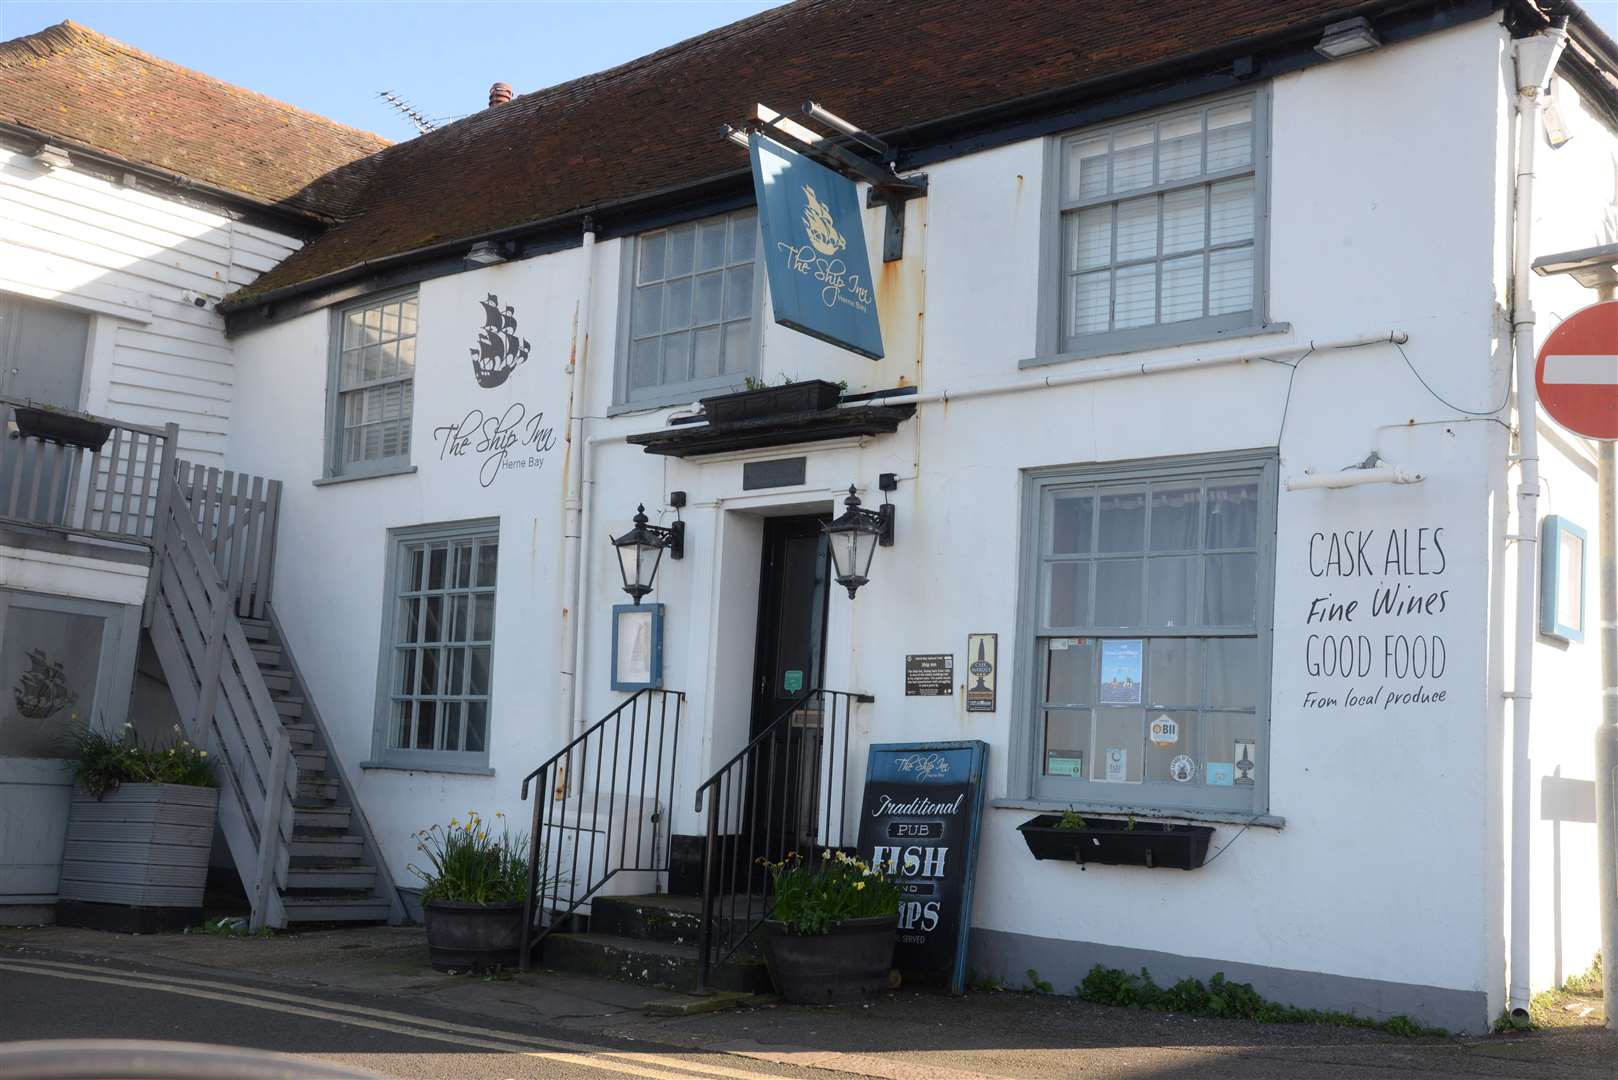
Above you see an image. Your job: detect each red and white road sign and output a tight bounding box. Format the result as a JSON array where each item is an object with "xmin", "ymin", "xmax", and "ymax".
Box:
[{"xmin": 1536, "ymin": 300, "xmax": 1618, "ymax": 441}]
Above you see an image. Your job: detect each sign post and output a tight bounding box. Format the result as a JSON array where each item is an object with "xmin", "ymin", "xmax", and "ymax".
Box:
[{"xmin": 1534, "ymin": 297, "xmax": 1617, "ymax": 1030}]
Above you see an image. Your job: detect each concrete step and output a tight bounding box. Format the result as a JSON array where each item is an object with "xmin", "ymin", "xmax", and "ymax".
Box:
[
  {"xmin": 297, "ymin": 778, "xmax": 339, "ymax": 802},
  {"xmin": 295, "ymin": 805, "xmax": 351, "ymax": 832},
  {"xmin": 280, "ymin": 895, "xmax": 392, "ymax": 923},
  {"xmin": 239, "ymin": 619, "xmax": 273, "ymax": 642},
  {"xmin": 292, "ymin": 749, "xmax": 326, "ymax": 775},
  {"xmin": 288, "ymin": 834, "xmax": 364, "ymax": 860},
  {"xmin": 285, "ymin": 865, "xmax": 377, "ymax": 891},
  {"xmin": 284, "ymin": 724, "xmax": 316, "ymax": 747},
  {"xmin": 589, "ymin": 894, "xmax": 761, "ymax": 957},
  {"xmin": 274, "ymin": 698, "xmax": 304, "ymax": 720},
  {"xmin": 539, "ymin": 932, "xmax": 769, "ymax": 994}
]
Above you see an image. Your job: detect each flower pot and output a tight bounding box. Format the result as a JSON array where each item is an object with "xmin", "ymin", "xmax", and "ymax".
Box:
[
  {"xmin": 1017, "ymin": 814, "xmax": 1214, "ymax": 870},
  {"xmin": 764, "ymin": 914, "xmax": 899, "ymax": 1004},
  {"xmin": 423, "ymin": 899, "xmax": 525, "ymax": 972},
  {"xmin": 12, "ymin": 406, "xmax": 113, "ymax": 450},
  {"xmin": 57, "ymin": 782, "xmax": 219, "ymax": 932},
  {"xmin": 700, "ymin": 380, "xmax": 843, "ymax": 425}
]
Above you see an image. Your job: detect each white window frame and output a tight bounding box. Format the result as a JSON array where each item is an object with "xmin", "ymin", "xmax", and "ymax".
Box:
[
  {"xmin": 611, "ymin": 209, "xmax": 764, "ymax": 413},
  {"xmin": 325, "ymin": 288, "xmax": 418, "ymax": 480},
  {"xmin": 368, "ymin": 518, "xmax": 499, "ymax": 773},
  {"xmin": 1008, "ymin": 451, "xmax": 1277, "ymax": 818},
  {"xmin": 1032, "ymin": 88, "xmax": 1275, "ymax": 367}
]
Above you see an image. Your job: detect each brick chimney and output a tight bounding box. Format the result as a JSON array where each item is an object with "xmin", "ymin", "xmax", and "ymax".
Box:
[{"xmin": 488, "ymin": 82, "xmax": 513, "ymax": 107}]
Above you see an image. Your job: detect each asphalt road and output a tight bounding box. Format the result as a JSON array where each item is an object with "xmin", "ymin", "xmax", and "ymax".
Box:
[{"xmin": 0, "ymin": 956, "xmax": 821, "ymax": 1080}]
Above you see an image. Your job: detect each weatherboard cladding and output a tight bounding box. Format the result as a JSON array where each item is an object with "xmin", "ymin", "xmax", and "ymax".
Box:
[{"xmin": 225, "ymin": 0, "xmax": 1398, "ymax": 304}]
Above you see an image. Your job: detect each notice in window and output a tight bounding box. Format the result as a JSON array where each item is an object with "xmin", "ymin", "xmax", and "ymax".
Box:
[{"xmin": 1098, "ymin": 639, "xmax": 1143, "ymax": 704}]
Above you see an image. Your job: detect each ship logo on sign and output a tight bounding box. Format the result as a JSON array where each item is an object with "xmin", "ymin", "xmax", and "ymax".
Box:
[{"xmin": 802, "ymin": 185, "xmax": 846, "ymax": 257}]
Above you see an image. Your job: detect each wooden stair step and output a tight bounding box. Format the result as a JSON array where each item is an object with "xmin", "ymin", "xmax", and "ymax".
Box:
[
  {"xmin": 274, "ymin": 698, "xmax": 304, "ymax": 719},
  {"xmin": 284, "ymin": 724, "xmax": 315, "ymax": 747},
  {"xmin": 292, "ymin": 749, "xmax": 326, "ymax": 773},
  {"xmin": 297, "ymin": 779, "xmax": 339, "ymax": 802},
  {"xmin": 289, "ymin": 835, "xmax": 365, "ymax": 860},
  {"xmin": 239, "ymin": 619, "xmax": 273, "ymax": 642},
  {"xmin": 261, "ymin": 670, "xmax": 294, "ymax": 693},
  {"xmin": 285, "ymin": 865, "xmax": 377, "ymax": 890},
  {"xmin": 250, "ymin": 645, "xmax": 282, "ymax": 666},
  {"xmin": 280, "ymin": 895, "xmax": 392, "ymax": 923},
  {"xmin": 295, "ymin": 806, "xmax": 351, "ymax": 831}
]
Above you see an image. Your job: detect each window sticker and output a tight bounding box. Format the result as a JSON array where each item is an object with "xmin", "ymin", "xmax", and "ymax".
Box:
[
  {"xmin": 1103, "ymin": 747, "xmax": 1128, "ymax": 782},
  {"xmin": 1169, "ymin": 754, "xmax": 1196, "ymax": 783},
  {"xmin": 1098, "ymin": 639, "xmax": 1143, "ymax": 704},
  {"xmin": 1149, "ymin": 714, "xmax": 1179, "ymax": 747},
  {"xmin": 1046, "ymin": 750, "xmax": 1085, "ymax": 776},
  {"xmin": 1050, "ymin": 637, "xmax": 1087, "ymax": 651},
  {"xmin": 1206, "ymin": 762, "xmax": 1234, "ymax": 786},
  {"xmin": 1233, "ymin": 739, "xmax": 1257, "ymax": 786}
]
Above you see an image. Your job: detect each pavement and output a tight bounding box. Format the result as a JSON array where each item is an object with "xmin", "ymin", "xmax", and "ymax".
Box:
[{"xmin": 0, "ymin": 923, "xmax": 1612, "ymax": 1079}]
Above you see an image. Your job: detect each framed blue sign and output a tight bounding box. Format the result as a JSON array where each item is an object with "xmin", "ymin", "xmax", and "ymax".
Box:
[
  {"xmin": 748, "ymin": 133, "xmax": 884, "ymax": 360},
  {"xmin": 610, "ymin": 603, "xmax": 664, "ymax": 690},
  {"xmin": 856, "ymin": 740, "xmax": 987, "ymax": 995},
  {"xmin": 1540, "ymin": 516, "xmax": 1587, "ymax": 643}
]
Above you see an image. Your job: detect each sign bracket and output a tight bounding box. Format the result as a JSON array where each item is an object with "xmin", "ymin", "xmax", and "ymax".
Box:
[{"xmin": 723, "ymin": 100, "xmax": 928, "ymax": 262}]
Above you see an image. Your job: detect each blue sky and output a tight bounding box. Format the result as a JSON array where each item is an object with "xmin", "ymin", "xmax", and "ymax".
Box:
[{"xmin": 1, "ymin": 1, "xmax": 784, "ymax": 141}]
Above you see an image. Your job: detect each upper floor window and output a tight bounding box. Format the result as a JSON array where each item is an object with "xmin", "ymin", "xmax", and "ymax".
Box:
[
  {"xmin": 328, "ymin": 290, "xmax": 416, "ymax": 478},
  {"xmin": 614, "ymin": 210, "xmax": 759, "ymax": 411},
  {"xmin": 1038, "ymin": 90, "xmax": 1269, "ymax": 363}
]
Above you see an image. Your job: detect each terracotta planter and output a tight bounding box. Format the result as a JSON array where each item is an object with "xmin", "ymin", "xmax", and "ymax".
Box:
[
  {"xmin": 764, "ymin": 914, "xmax": 899, "ymax": 1004},
  {"xmin": 423, "ymin": 899, "xmax": 524, "ymax": 972}
]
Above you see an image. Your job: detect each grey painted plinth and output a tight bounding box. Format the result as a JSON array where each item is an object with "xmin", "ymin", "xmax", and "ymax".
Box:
[{"xmin": 57, "ymin": 783, "xmax": 219, "ymax": 908}]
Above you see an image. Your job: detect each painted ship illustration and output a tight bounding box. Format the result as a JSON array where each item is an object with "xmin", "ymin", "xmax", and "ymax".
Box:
[
  {"xmin": 14, "ymin": 648, "xmax": 76, "ymax": 720},
  {"xmin": 470, "ymin": 293, "xmax": 530, "ymax": 388}
]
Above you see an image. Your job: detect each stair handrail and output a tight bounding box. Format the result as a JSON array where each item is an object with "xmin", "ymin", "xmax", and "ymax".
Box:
[
  {"xmin": 518, "ymin": 688, "xmax": 684, "ymax": 970},
  {"xmin": 694, "ymin": 688, "xmax": 870, "ymax": 987}
]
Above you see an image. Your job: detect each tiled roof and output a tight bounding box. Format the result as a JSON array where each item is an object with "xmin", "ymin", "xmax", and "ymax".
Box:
[
  {"xmin": 0, "ymin": 21, "xmax": 389, "ymax": 221},
  {"xmin": 231, "ymin": 0, "xmax": 1391, "ymax": 304}
]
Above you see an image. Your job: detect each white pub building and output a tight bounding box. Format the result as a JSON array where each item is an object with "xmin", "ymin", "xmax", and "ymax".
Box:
[{"xmin": 2, "ymin": 0, "xmax": 1616, "ymax": 1034}]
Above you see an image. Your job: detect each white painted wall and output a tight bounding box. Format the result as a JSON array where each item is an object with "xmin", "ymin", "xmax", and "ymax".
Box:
[
  {"xmin": 224, "ymin": 15, "xmax": 1611, "ymax": 1031},
  {"xmin": 0, "ymin": 146, "xmax": 302, "ymax": 462}
]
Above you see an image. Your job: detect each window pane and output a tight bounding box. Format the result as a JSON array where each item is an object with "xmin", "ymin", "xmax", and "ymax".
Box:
[
  {"xmin": 692, "ymin": 326, "xmax": 722, "ymax": 379},
  {"xmin": 1161, "ymin": 187, "xmax": 1205, "ymax": 255},
  {"xmin": 1158, "ymin": 113, "xmax": 1202, "ymax": 182},
  {"xmin": 1203, "ymin": 711, "xmax": 1258, "ymax": 788},
  {"xmin": 465, "ymin": 701, "xmax": 488, "ymax": 754},
  {"xmin": 1044, "ymin": 639, "xmax": 1094, "ymax": 704},
  {"xmin": 446, "ymin": 647, "xmax": 466, "ymax": 697},
  {"xmin": 666, "ymin": 225, "xmax": 695, "ymax": 277},
  {"xmin": 697, "ymin": 220, "xmax": 727, "ymax": 271},
  {"xmin": 694, "ymin": 271, "xmax": 724, "ymax": 325},
  {"xmin": 663, "ymin": 276, "xmax": 693, "ymax": 331},
  {"xmin": 393, "ymin": 701, "xmax": 412, "ymax": 750},
  {"xmin": 419, "ymin": 646, "xmax": 440, "ymax": 695},
  {"xmin": 1204, "ymin": 553, "xmax": 1257, "ymax": 626},
  {"xmin": 1115, "ymin": 196, "xmax": 1157, "ymax": 263},
  {"xmin": 722, "ymin": 320, "xmax": 752, "ymax": 373},
  {"xmin": 1111, "ymin": 125, "xmax": 1154, "ymax": 193},
  {"xmin": 1094, "ymin": 559, "xmax": 1143, "ymax": 627},
  {"xmin": 1068, "ymin": 272, "xmax": 1110, "ymax": 338},
  {"xmin": 1147, "ymin": 555, "xmax": 1198, "ymax": 629},
  {"xmin": 1046, "ymin": 562, "xmax": 1090, "ymax": 628},
  {"xmin": 1206, "ymin": 100, "xmax": 1253, "ymax": 171},
  {"xmin": 661, "ymin": 331, "xmax": 690, "ymax": 385},
  {"xmin": 428, "ymin": 546, "xmax": 447, "ymax": 590},
  {"xmin": 1147, "ymin": 638, "xmax": 1201, "ymax": 706},
  {"xmin": 442, "ymin": 702, "xmax": 462, "ymax": 753},
  {"xmin": 415, "ymin": 701, "xmax": 437, "ymax": 750},
  {"xmin": 470, "ymin": 647, "xmax": 492, "ymax": 696},
  {"xmin": 629, "ymin": 338, "xmax": 659, "ymax": 390},
  {"xmin": 1209, "ymin": 178, "xmax": 1254, "ymax": 246},
  {"xmin": 477, "ymin": 541, "xmax": 498, "ymax": 586},
  {"xmin": 1044, "ymin": 710, "xmax": 1091, "ymax": 776},
  {"xmin": 1145, "ymin": 709, "xmax": 1198, "ymax": 784},
  {"xmin": 1205, "ymin": 637, "xmax": 1258, "ymax": 708},
  {"xmin": 638, "ymin": 232, "xmax": 667, "ymax": 284},
  {"xmin": 1205, "ymin": 480, "xmax": 1259, "ymax": 548},
  {"xmin": 1092, "ymin": 709, "xmax": 1144, "ymax": 782},
  {"xmin": 633, "ymin": 284, "xmax": 664, "ymax": 338},
  {"xmin": 1050, "ymin": 492, "xmax": 1094, "ymax": 554},
  {"xmin": 422, "ymin": 595, "xmax": 443, "ymax": 643},
  {"xmin": 473, "ymin": 595, "xmax": 495, "ymax": 640},
  {"xmin": 724, "ymin": 265, "xmax": 754, "ymax": 320},
  {"xmin": 1113, "ymin": 263, "xmax": 1156, "ymax": 329},
  {"xmin": 344, "ymin": 312, "xmax": 363, "ymax": 349},
  {"xmin": 396, "ymin": 648, "xmax": 416, "ymax": 695},
  {"xmin": 1160, "ymin": 255, "xmax": 1204, "ymax": 323},
  {"xmin": 1070, "ymin": 207, "xmax": 1112, "ymax": 270},
  {"xmin": 1208, "ymin": 247, "xmax": 1254, "ymax": 316},
  {"xmin": 449, "ymin": 595, "xmax": 470, "ymax": 641},
  {"xmin": 729, "ymin": 212, "xmax": 756, "ymax": 263},
  {"xmin": 1068, "ymin": 137, "xmax": 1109, "ymax": 200},
  {"xmin": 1150, "ymin": 484, "xmax": 1201, "ymax": 550},
  {"xmin": 453, "ymin": 544, "xmax": 473, "ymax": 588},
  {"xmin": 1096, "ymin": 486, "xmax": 1147, "ymax": 552}
]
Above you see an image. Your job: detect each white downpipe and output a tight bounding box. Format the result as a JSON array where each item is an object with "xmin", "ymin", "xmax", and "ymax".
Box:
[
  {"xmin": 557, "ymin": 225, "xmax": 597, "ymax": 761},
  {"xmin": 1507, "ymin": 22, "xmax": 1568, "ymax": 1021}
]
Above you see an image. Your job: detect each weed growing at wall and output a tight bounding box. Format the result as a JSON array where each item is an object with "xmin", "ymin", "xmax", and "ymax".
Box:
[{"xmin": 1077, "ymin": 965, "xmax": 1447, "ymax": 1037}]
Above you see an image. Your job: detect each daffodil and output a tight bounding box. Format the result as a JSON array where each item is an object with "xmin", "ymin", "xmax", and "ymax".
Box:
[{"xmin": 854, "ymin": 881, "xmax": 866, "ymax": 891}]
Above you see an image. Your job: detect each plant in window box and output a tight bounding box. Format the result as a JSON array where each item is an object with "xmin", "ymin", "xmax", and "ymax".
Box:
[
  {"xmin": 1017, "ymin": 811, "xmax": 1214, "ymax": 870},
  {"xmin": 757, "ymin": 849, "xmax": 904, "ymax": 1004},
  {"xmin": 58, "ymin": 723, "xmax": 220, "ymax": 932},
  {"xmin": 700, "ymin": 377, "xmax": 844, "ymax": 425},
  {"xmin": 410, "ymin": 811, "xmax": 547, "ymax": 972}
]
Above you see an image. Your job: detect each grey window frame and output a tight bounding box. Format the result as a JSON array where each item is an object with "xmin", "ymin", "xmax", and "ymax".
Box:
[
  {"xmin": 1007, "ymin": 450, "xmax": 1278, "ymax": 816},
  {"xmin": 1031, "ymin": 87, "xmax": 1276, "ymax": 367},
  {"xmin": 610, "ymin": 210, "xmax": 764, "ymax": 414},
  {"xmin": 369, "ymin": 518, "xmax": 499, "ymax": 772},
  {"xmin": 325, "ymin": 288, "xmax": 418, "ymax": 481}
]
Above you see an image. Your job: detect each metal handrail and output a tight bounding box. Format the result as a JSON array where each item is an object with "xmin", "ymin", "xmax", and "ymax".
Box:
[
  {"xmin": 518, "ymin": 688, "xmax": 684, "ymax": 969},
  {"xmin": 694, "ymin": 688, "xmax": 871, "ymax": 987}
]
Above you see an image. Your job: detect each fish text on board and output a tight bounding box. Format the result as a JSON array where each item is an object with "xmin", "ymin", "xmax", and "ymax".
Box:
[
  {"xmin": 872, "ymin": 845, "xmax": 949, "ymax": 932},
  {"xmin": 1308, "ymin": 528, "xmax": 1447, "ymax": 578}
]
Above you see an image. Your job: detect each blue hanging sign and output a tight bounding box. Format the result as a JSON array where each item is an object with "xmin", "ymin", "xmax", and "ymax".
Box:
[{"xmin": 748, "ymin": 132, "xmax": 884, "ymax": 360}]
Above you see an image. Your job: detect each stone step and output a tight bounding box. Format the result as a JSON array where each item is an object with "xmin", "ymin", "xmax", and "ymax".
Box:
[
  {"xmin": 285, "ymin": 865, "xmax": 377, "ymax": 891},
  {"xmin": 280, "ymin": 895, "xmax": 392, "ymax": 923},
  {"xmin": 295, "ymin": 805, "xmax": 350, "ymax": 832},
  {"xmin": 539, "ymin": 932, "xmax": 769, "ymax": 994},
  {"xmin": 292, "ymin": 748, "xmax": 326, "ymax": 775},
  {"xmin": 239, "ymin": 619, "xmax": 273, "ymax": 642},
  {"xmin": 297, "ymin": 778, "xmax": 339, "ymax": 802},
  {"xmin": 589, "ymin": 894, "xmax": 761, "ymax": 957},
  {"xmin": 274, "ymin": 698, "xmax": 304, "ymax": 720},
  {"xmin": 288, "ymin": 834, "xmax": 365, "ymax": 860}
]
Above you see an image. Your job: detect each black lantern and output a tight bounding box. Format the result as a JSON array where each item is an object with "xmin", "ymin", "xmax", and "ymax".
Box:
[
  {"xmin": 611, "ymin": 497, "xmax": 684, "ymax": 604},
  {"xmin": 822, "ymin": 476, "xmax": 895, "ymax": 599}
]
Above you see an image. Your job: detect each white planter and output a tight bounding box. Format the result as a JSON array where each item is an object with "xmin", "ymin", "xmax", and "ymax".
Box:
[{"xmin": 57, "ymin": 783, "xmax": 219, "ymax": 922}]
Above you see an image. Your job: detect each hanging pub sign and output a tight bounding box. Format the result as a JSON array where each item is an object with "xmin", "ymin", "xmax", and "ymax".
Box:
[
  {"xmin": 748, "ymin": 132, "xmax": 884, "ymax": 360},
  {"xmin": 857, "ymin": 740, "xmax": 988, "ymax": 995}
]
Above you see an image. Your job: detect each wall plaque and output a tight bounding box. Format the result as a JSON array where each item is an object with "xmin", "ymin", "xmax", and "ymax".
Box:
[
  {"xmin": 904, "ymin": 654, "xmax": 953, "ymax": 696},
  {"xmin": 857, "ymin": 740, "xmax": 988, "ymax": 995},
  {"xmin": 964, "ymin": 633, "xmax": 996, "ymax": 713}
]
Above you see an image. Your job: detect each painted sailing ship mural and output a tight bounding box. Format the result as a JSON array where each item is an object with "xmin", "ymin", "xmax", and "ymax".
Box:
[{"xmin": 470, "ymin": 294, "xmax": 530, "ymax": 389}]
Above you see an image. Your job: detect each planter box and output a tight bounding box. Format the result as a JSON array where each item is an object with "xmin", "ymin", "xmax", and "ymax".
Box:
[
  {"xmin": 13, "ymin": 407, "xmax": 113, "ymax": 450},
  {"xmin": 423, "ymin": 899, "xmax": 525, "ymax": 972},
  {"xmin": 57, "ymin": 783, "xmax": 218, "ymax": 931},
  {"xmin": 1017, "ymin": 814, "xmax": 1214, "ymax": 870},
  {"xmin": 700, "ymin": 380, "xmax": 842, "ymax": 425},
  {"xmin": 764, "ymin": 914, "xmax": 898, "ymax": 1005}
]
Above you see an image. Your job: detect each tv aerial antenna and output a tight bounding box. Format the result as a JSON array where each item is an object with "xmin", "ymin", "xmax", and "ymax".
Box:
[{"xmin": 377, "ymin": 90, "xmax": 436, "ymax": 135}]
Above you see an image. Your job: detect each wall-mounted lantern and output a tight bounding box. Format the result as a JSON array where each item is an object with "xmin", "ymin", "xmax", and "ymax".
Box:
[
  {"xmin": 823, "ymin": 475, "xmax": 896, "ymax": 599},
  {"xmin": 611, "ymin": 493, "xmax": 685, "ymax": 604}
]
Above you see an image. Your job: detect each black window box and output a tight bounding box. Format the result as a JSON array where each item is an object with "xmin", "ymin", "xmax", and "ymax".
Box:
[
  {"xmin": 12, "ymin": 406, "xmax": 113, "ymax": 450},
  {"xmin": 1017, "ymin": 813, "xmax": 1214, "ymax": 870},
  {"xmin": 701, "ymin": 380, "xmax": 842, "ymax": 425}
]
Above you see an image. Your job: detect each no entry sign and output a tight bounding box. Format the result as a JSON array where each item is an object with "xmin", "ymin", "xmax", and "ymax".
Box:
[{"xmin": 1536, "ymin": 300, "xmax": 1618, "ymax": 441}]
